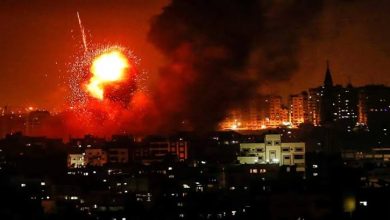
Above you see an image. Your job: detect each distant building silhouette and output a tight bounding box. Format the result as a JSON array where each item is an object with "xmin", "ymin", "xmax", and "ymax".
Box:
[{"xmin": 320, "ymin": 61, "xmax": 336, "ymax": 125}]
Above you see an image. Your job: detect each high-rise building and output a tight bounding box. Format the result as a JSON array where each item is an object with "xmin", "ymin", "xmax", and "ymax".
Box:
[
  {"xmin": 265, "ymin": 96, "xmax": 289, "ymax": 127},
  {"xmin": 333, "ymin": 84, "xmax": 359, "ymax": 130},
  {"xmin": 320, "ymin": 62, "xmax": 336, "ymax": 125},
  {"xmin": 307, "ymin": 87, "xmax": 322, "ymax": 126},
  {"xmin": 289, "ymin": 92, "xmax": 308, "ymax": 127},
  {"xmin": 357, "ymin": 85, "xmax": 390, "ymax": 130}
]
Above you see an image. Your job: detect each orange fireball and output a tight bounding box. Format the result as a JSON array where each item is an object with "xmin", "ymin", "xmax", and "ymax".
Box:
[{"xmin": 86, "ymin": 50, "xmax": 130, "ymax": 100}]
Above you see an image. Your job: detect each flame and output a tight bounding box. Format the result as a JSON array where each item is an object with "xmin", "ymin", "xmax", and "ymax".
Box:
[{"xmin": 86, "ymin": 50, "xmax": 130, "ymax": 100}]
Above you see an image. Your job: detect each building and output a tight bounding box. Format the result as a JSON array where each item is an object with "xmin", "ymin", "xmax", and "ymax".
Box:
[
  {"xmin": 265, "ymin": 96, "xmax": 289, "ymax": 127},
  {"xmin": 85, "ymin": 148, "xmax": 108, "ymax": 166},
  {"xmin": 342, "ymin": 147, "xmax": 390, "ymax": 162},
  {"xmin": 357, "ymin": 85, "xmax": 390, "ymax": 130},
  {"xmin": 289, "ymin": 92, "xmax": 308, "ymax": 127},
  {"xmin": 135, "ymin": 137, "xmax": 188, "ymax": 164},
  {"xmin": 67, "ymin": 153, "xmax": 85, "ymax": 168},
  {"xmin": 307, "ymin": 87, "xmax": 322, "ymax": 126},
  {"xmin": 237, "ymin": 134, "xmax": 305, "ymax": 172},
  {"xmin": 69, "ymin": 135, "xmax": 105, "ymax": 149},
  {"xmin": 219, "ymin": 99, "xmax": 264, "ymax": 130},
  {"xmin": 107, "ymin": 147, "xmax": 129, "ymax": 164},
  {"xmin": 333, "ymin": 84, "xmax": 359, "ymax": 130},
  {"xmin": 320, "ymin": 62, "xmax": 336, "ymax": 125}
]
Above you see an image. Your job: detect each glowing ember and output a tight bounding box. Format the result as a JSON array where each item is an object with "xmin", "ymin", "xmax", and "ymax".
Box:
[{"xmin": 86, "ymin": 50, "xmax": 130, "ymax": 100}]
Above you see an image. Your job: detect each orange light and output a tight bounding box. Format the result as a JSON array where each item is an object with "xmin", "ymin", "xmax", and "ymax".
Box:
[{"xmin": 86, "ymin": 50, "xmax": 129, "ymax": 100}]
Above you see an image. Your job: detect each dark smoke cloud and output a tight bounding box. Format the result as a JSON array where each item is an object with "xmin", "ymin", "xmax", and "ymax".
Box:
[{"xmin": 148, "ymin": 0, "xmax": 324, "ymax": 131}]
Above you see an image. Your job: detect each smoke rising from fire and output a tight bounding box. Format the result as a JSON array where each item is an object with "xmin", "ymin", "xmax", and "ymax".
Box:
[{"xmin": 148, "ymin": 0, "xmax": 324, "ymax": 131}]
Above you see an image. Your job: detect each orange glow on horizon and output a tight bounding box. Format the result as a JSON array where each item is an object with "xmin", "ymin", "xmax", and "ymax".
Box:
[{"xmin": 86, "ymin": 50, "xmax": 130, "ymax": 100}]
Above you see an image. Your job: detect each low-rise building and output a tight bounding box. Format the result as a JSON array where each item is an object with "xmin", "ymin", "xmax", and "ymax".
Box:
[
  {"xmin": 85, "ymin": 148, "xmax": 107, "ymax": 166},
  {"xmin": 107, "ymin": 147, "xmax": 129, "ymax": 164},
  {"xmin": 67, "ymin": 153, "xmax": 85, "ymax": 168},
  {"xmin": 237, "ymin": 134, "xmax": 305, "ymax": 172},
  {"xmin": 135, "ymin": 138, "xmax": 188, "ymax": 164}
]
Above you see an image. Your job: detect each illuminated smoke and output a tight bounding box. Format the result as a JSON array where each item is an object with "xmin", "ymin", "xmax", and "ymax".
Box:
[{"xmin": 148, "ymin": 0, "xmax": 324, "ymax": 131}]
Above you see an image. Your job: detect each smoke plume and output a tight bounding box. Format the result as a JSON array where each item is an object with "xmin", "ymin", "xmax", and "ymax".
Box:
[{"xmin": 148, "ymin": 0, "xmax": 324, "ymax": 131}]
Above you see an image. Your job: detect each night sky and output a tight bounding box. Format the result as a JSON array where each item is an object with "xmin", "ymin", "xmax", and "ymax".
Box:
[{"xmin": 0, "ymin": 0, "xmax": 389, "ymax": 110}]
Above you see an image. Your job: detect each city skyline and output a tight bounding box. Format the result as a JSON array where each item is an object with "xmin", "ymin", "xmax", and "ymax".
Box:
[
  {"xmin": 0, "ymin": 0, "xmax": 389, "ymax": 110},
  {"xmin": 0, "ymin": 1, "xmax": 390, "ymax": 219}
]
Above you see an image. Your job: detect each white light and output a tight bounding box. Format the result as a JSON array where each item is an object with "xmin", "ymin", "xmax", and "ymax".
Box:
[
  {"xmin": 312, "ymin": 164, "xmax": 318, "ymax": 168},
  {"xmin": 21, "ymin": 183, "xmax": 26, "ymax": 187},
  {"xmin": 183, "ymin": 184, "xmax": 190, "ymax": 189},
  {"xmin": 359, "ymin": 201, "xmax": 368, "ymax": 207},
  {"xmin": 41, "ymin": 182, "xmax": 46, "ymax": 186},
  {"xmin": 168, "ymin": 167, "xmax": 172, "ymax": 171},
  {"xmin": 313, "ymin": 173, "xmax": 318, "ymax": 176}
]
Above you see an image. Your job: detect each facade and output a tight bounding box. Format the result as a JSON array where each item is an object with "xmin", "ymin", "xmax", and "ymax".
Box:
[
  {"xmin": 135, "ymin": 139, "xmax": 188, "ymax": 164},
  {"xmin": 219, "ymin": 100, "xmax": 264, "ymax": 130},
  {"xmin": 265, "ymin": 96, "xmax": 289, "ymax": 127},
  {"xmin": 85, "ymin": 148, "xmax": 108, "ymax": 166},
  {"xmin": 168, "ymin": 141, "xmax": 188, "ymax": 161},
  {"xmin": 333, "ymin": 84, "xmax": 359, "ymax": 130},
  {"xmin": 107, "ymin": 148, "xmax": 129, "ymax": 164},
  {"xmin": 342, "ymin": 148, "xmax": 390, "ymax": 162},
  {"xmin": 237, "ymin": 134, "xmax": 305, "ymax": 172},
  {"xmin": 67, "ymin": 153, "xmax": 85, "ymax": 168},
  {"xmin": 307, "ymin": 87, "xmax": 322, "ymax": 126},
  {"xmin": 357, "ymin": 85, "xmax": 390, "ymax": 130},
  {"xmin": 289, "ymin": 92, "xmax": 308, "ymax": 127}
]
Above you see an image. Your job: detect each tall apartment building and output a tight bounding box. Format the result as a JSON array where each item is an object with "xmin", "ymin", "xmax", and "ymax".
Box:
[
  {"xmin": 289, "ymin": 92, "xmax": 309, "ymax": 127},
  {"xmin": 333, "ymin": 84, "xmax": 359, "ymax": 129},
  {"xmin": 307, "ymin": 87, "xmax": 322, "ymax": 126},
  {"xmin": 265, "ymin": 96, "xmax": 289, "ymax": 127},
  {"xmin": 357, "ymin": 85, "xmax": 390, "ymax": 130}
]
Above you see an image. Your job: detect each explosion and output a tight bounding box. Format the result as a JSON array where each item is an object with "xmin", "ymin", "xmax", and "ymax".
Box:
[
  {"xmin": 60, "ymin": 43, "xmax": 159, "ymax": 138},
  {"xmin": 86, "ymin": 50, "xmax": 130, "ymax": 100}
]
